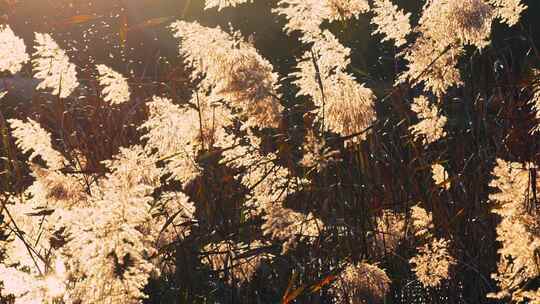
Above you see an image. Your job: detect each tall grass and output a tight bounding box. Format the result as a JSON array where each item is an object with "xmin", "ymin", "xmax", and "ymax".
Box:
[{"xmin": 0, "ymin": 1, "xmax": 539, "ymax": 303}]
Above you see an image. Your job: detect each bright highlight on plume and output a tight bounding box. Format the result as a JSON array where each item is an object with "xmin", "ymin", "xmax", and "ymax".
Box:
[
  {"xmin": 96, "ymin": 64, "xmax": 130, "ymax": 104},
  {"xmin": 32, "ymin": 33, "xmax": 78, "ymax": 98},
  {"xmin": 0, "ymin": 25, "xmax": 29, "ymax": 74}
]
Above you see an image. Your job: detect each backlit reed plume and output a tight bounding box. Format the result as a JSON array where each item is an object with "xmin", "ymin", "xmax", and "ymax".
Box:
[
  {"xmin": 411, "ymin": 204, "xmax": 434, "ymax": 237},
  {"xmin": 205, "ymin": 0, "xmax": 253, "ymax": 11},
  {"xmin": 487, "ymin": 0, "xmax": 527, "ymax": 26},
  {"xmin": 0, "ymin": 25, "xmax": 29, "ymax": 74},
  {"xmin": 274, "ymin": 0, "xmax": 368, "ymax": 41},
  {"xmin": 410, "ymin": 238, "xmax": 455, "ymax": 288},
  {"xmin": 294, "ymin": 31, "xmax": 376, "ymax": 143},
  {"xmin": 331, "ymin": 262, "xmax": 391, "ymax": 304},
  {"xmin": 432, "ymin": 163, "xmax": 451, "ymax": 190},
  {"xmin": 170, "ymin": 21, "xmax": 282, "ymax": 130},
  {"xmin": 409, "ymin": 96, "xmax": 447, "ymax": 145},
  {"xmin": 32, "ymin": 33, "xmax": 79, "ymax": 98},
  {"xmin": 140, "ymin": 96, "xmax": 204, "ymax": 184},
  {"xmin": 8, "ymin": 118, "xmax": 66, "ymax": 169},
  {"xmin": 400, "ymin": 0, "xmax": 496, "ymax": 95},
  {"xmin": 371, "ymin": 0, "xmax": 411, "ymax": 47},
  {"xmin": 488, "ymin": 159, "xmax": 540, "ymax": 303},
  {"xmin": 96, "ymin": 64, "xmax": 130, "ymax": 105}
]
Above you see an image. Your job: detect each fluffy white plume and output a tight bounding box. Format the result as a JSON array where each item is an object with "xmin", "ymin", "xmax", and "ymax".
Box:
[
  {"xmin": 0, "ymin": 25, "xmax": 29, "ymax": 74},
  {"xmin": 32, "ymin": 33, "xmax": 78, "ymax": 98},
  {"xmin": 96, "ymin": 64, "xmax": 130, "ymax": 104}
]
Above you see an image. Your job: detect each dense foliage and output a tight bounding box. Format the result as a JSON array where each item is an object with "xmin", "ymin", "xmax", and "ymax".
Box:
[{"xmin": 0, "ymin": 0, "xmax": 539, "ymax": 303}]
